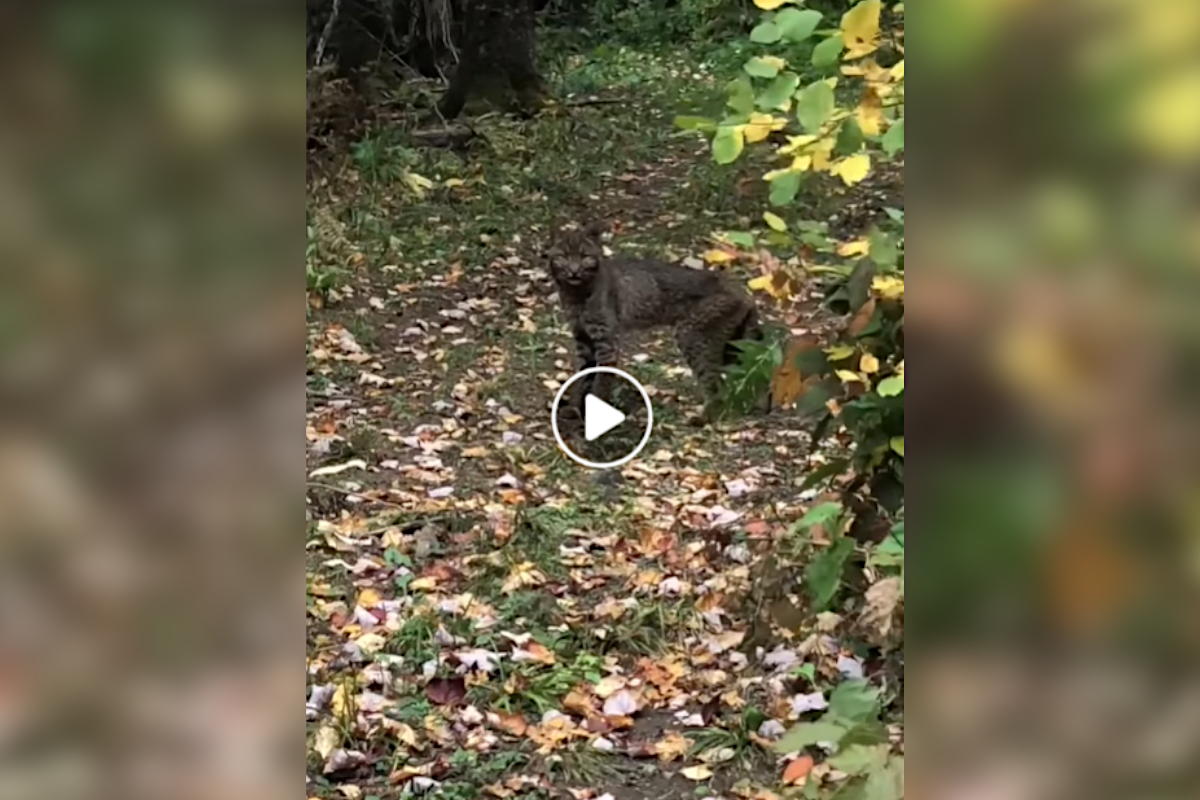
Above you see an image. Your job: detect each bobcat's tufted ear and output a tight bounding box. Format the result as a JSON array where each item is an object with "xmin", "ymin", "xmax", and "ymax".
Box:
[{"xmin": 583, "ymin": 220, "xmax": 610, "ymax": 240}]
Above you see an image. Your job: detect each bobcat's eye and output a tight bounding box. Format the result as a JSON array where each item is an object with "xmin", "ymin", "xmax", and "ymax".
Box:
[{"xmin": 581, "ymin": 257, "xmax": 597, "ymax": 269}]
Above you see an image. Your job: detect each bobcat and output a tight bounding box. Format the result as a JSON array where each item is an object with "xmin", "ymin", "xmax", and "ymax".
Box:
[{"xmin": 545, "ymin": 221, "xmax": 763, "ymax": 420}]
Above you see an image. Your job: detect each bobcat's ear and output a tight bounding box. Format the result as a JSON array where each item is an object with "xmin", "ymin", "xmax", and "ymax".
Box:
[{"xmin": 583, "ymin": 220, "xmax": 610, "ymax": 240}]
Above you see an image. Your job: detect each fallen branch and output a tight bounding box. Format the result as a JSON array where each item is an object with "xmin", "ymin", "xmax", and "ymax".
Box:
[{"xmin": 314, "ymin": 0, "xmax": 343, "ymax": 68}]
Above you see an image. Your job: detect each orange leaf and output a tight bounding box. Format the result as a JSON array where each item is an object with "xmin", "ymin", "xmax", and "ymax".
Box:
[
  {"xmin": 494, "ymin": 711, "xmax": 529, "ymax": 737},
  {"xmin": 783, "ymin": 754, "xmax": 815, "ymax": 784},
  {"xmin": 771, "ymin": 336, "xmax": 821, "ymax": 407}
]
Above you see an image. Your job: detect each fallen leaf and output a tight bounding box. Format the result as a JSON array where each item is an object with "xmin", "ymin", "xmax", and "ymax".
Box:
[
  {"xmin": 602, "ymin": 689, "xmax": 641, "ymax": 717},
  {"xmin": 860, "ymin": 576, "xmax": 903, "ymax": 643},
  {"xmin": 313, "ymin": 724, "xmax": 340, "ymax": 760},
  {"xmin": 425, "ymin": 677, "xmax": 467, "ymax": 706},
  {"xmin": 681, "ymin": 765, "xmax": 714, "ymax": 781},
  {"xmin": 783, "ymin": 755, "xmax": 815, "ymax": 785}
]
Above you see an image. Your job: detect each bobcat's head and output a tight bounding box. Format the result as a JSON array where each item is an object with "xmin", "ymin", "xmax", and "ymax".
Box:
[{"xmin": 546, "ymin": 221, "xmax": 608, "ymax": 289}]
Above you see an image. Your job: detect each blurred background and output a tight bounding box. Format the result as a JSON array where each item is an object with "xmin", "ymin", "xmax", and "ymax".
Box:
[
  {"xmin": 0, "ymin": 2, "xmax": 298, "ymax": 799},
  {"xmin": 913, "ymin": 0, "xmax": 1200, "ymax": 796},
  {"xmin": 2, "ymin": 0, "xmax": 1198, "ymax": 797}
]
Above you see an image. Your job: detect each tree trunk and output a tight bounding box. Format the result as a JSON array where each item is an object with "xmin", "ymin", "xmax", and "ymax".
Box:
[{"xmin": 438, "ymin": 0, "xmax": 549, "ymax": 119}]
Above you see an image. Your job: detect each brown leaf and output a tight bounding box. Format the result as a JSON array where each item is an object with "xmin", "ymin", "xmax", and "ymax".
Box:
[
  {"xmin": 859, "ymin": 576, "xmax": 903, "ymax": 644},
  {"xmin": 847, "ymin": 297, "xmax": 877, "ymax": 337},
  {"xmin": 424, "ymin": 677, "xmax": 467, "ymax": 706}
]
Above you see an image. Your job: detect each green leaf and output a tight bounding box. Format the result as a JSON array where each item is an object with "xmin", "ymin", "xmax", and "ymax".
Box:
[
  {"xmin": 868, "ymin": 227, "xmax": 899, "ymax": 268},
  {"xmin": 712, "ymin": 126, "xmax": 745, "ymax": 164},
  {"xmin": 876, "ymin": 375, "xmax": 904, "ymax": 396},
  {"xmin": 828, "ymin": 680, "xmax": 881, "ymax": 723},
  {"xmin": 769, "ymin": 170, "xmax": 803, "ymax": 206},
  {"xmin": 864, "ymin": 757, "xmax": 904, "ymax": 800},
  {"xmin": 723, "ymin": 231, "xmax": 757, "ymax": 248},
  {"xmin": 776, "ymin": 7, "xmax": 823, "ymax": 42},
  {"xmin": 890, "ymin": 436, "xmax": 904, "ymax": 456},
  {"xmin": 795, "ymin": 81, "xmax": 835, "ymax": 133},
  {"xmin": 812, "ymin": 34, "xmax": 845, "ymax": 67},
  {"xmin": 881, "ymin": 119, "xmax": 904, "ymax": 155},
  {"xmin": 774, "ymin": 721, "xmax": 849, "ymax": 752},
  {"xmin": 796, "ymin": 501, "xmax": 842, "ymax": 531},
  {"xmin": 791, "ymin": 662, "xmax": 817, "ymax": 682},
  {"xmin": 726, "ymin": 77, "xmax": 756, "ymax": 115},
  {"xmin": 846, "ymin": 258, "xmax": 877, "ymax": 312},
  {"xmin": 883, "ymin": 206, "xmax": 904, "ymax": 223},
  {"xmin": 674, "ymin": 115, "xmax": 716, "ymax": 132},
  {"xmin": 805, "ymin": 535, "xmax": 855, "ymax": 610},
  {"xmin": 828, "ymin": 744, "xmax": 889, "ymax": 776},
  {"xmin": 757, "ymin": 72, "xmax": 801, "ymax": 110},
  {"xmin": 835, "ymin": 117, "xmax": 864, "ymax": 156},
  {"xmin": 796, "ymin": 378, "xmax": 838, "ymax": 417},
  {"xmin": 744, "ymin": 56, "xmax": 782, "ymax": 79},
  {"xmin": 750, "ymin": 19, "xmax": 782, "ymax": 43},
  {"xmin": 799, "ymin": 456, "xmax": 848, "ymax": 490}
]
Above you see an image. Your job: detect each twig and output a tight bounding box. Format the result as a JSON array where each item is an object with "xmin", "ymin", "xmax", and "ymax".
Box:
[
  {"xmin": 562, "ymin": 97, "xmax": 627, "ymax": 107},
  {"xmin": 314, "ymin": 0, "xmax": 343, "ymax": 68},
  {"xmin": 307, "ymin": 480, "xmax": 412, "ymax": 512}
]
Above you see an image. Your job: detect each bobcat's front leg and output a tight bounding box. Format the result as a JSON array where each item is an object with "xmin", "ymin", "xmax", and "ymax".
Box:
[{"xmin": 575, "ymin": 311, "xmax": 618, "ymax": 404}]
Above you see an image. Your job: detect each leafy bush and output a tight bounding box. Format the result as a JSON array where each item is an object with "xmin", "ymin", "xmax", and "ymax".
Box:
[{"xmin": 685, "ymin": 0, "xmax": 904, "ymax": 497}]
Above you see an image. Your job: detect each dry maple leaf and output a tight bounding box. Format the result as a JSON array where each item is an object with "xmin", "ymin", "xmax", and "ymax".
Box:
[
  {"xmin": 858, "ymin": 576, "xmax": 903, "ymax": 644},
  {"xmin": 653, "ymin": 731, "xmax": 692, "ymax": 762},
  {"xmin": 501, "ymin": 561, "xmax": 546, "ymax": 594}
]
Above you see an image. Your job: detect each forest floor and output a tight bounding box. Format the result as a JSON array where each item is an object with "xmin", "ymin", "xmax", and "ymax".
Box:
[{"xmin": 306, "ymin": 46, "xmax": 902, "ymax": 800}]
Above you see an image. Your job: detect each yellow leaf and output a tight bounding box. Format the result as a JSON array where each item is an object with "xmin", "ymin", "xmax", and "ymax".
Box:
[
  {"xmin": 760, "ymin": 56, "xmax": 789, "ymax": 72},
  {"xmin": 810, "ymin": 137, "xmax": 837, "ymax": 171},
  {"xmin": 856, "ymin": 87, "xmax": 885, "ymax": 136},
  {"xmin": 890, "ymin": 59, "xmax": 904, "ymax": 80},
  {"xmin": 778, "ymin": 134, "xmax": 818, "ymax": 155},
  {"xmin": 830, "ymin": 153, "xmax": 871, "ymax": 185},
  {"xmin": 789, "ymin": 154, "xmax": 813, "ymax": 171},
  {"xmin": 1131, "ymin": 70, "xmax": 1200, "ymax": 158},
  {"xmin": 824, "ymin": 344, "xmax": 856, "ymax": 360},
  {"xmin": 749, "ymin": 271, "xmax": 797, "ymax": 301},
  {"xmin": 871, "ymin": 275, "xmax": 905, "ymax": 300},
  {"xmin": 753, "ymin": 0, "xmax": 792, "ymax": 8},
  {"xmin": 860, "ymin": 353, "xmax": 880, "ymax": 373},
  {"xmin": 890, "ymin": 436, "xmax": 905, "ymax": 456},
  {"xmin": 836, "ymin": 369, "xmax": 865, "ymax": 383},
  {"xmin": 443, "ymin": 177, "xmax": 466, "ymax": 187},
  {"xmin": 403, "ymin": 172, "xmax": 434, "ymax": 197},
  {"xmin": 841, "ymin": 0, "xmax": 882, "ymax": 59},
  {"xmin": 681, "ymin": 765, "xmax": 714, "ymax": 781},
  {"xmin": 703, "ymin": 249, "xmax": 736, "ymax": 264},
  {"xmin": 837, "ymin": 238, "xmax": 871, "ymax": 257},
  {"xmin": 763, "ymin": 211, "xmax": 788, "ymax": 232},
  {"xmin": 357, "ymin": 587, "xmax": 383, "ymax": 608},
  {"xmin": 763, "ymin": 167, "xmax": 795, "ymax": 181},
  {"xmin": 744, "ymin": 113, "xmax": 787, "ymax": 143}
]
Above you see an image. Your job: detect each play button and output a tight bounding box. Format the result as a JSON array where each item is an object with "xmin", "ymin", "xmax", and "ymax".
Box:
[
  {"xmin": 584, "ymin": 394, "xmax": 625, "ymax": 441},
  {"xmin": 551, "ymin": 366, "xmax": 654, "ymax": 470}
]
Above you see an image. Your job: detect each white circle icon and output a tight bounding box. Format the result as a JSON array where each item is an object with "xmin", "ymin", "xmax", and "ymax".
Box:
[{"xmin": 551, "ymin": 367, "xmax": 654, "ymax": 470}]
